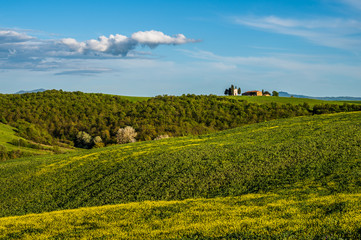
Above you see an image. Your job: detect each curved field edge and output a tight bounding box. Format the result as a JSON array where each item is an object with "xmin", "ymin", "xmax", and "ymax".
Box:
[
  {"xmin": 1, "ymin": 193, "xmax": 361, "ymax": 239},
  {"xmin": 1, "ymin": 112, "xmax": 361, "ymax": 217}
]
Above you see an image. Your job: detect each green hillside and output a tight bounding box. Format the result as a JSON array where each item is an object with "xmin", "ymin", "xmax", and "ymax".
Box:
[
  {"xmin": 1, "ymin": 112, "xmax": 361, "ymax": 238},
  {"xmin": 1, "ymin": 112, "xmax": 361, "ymax": 219},
  {"xmin": 1, "ymin": 193, "xmax": 361, "ymax": 239},
  {"xmin": 229, "ymin": 95, "xmax": 361, "ymax": 106},
  {"xmin": 0, "ymin": 123, "xmax": 40, "ymax": 154},
  {"xmin": 0, "ymin": 123, "xmax": 74, "ymax": 160}
]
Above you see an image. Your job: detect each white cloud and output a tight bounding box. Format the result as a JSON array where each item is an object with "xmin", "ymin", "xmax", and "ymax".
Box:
[
  {"xmin": 0, "ymin": 30, "xmax": 34, "ymax": 43},
  {"xmin": 131, "ymin": 30, "xmax": 196, "ymax": 47},
  {"xmin": 234, "ymin": 16, "xmax": 361, "ymax": 51},
  {"xmin": 60, "ymin": 30, "xmax": 198, "ymax": 56},
  {"xmin": 60, "ymin": 34, "xmax": 137, "ymax": 56},
  {"xmin": 0, "ymin": 29, "xmax": 198, "ymax": 69}
]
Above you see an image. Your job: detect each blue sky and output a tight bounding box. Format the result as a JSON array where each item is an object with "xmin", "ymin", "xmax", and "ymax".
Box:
[{"xmin": 0, "ymin": 0, "xmax": 360, "ymax": 96}]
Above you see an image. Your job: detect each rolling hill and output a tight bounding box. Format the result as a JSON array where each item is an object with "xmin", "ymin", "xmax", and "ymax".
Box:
[
  {"xmin": 1, "ymin": 111, "xmax": 361, "ymax": 213},
  {"xmin": 278, "ymin": 91, "xmax": 361, "ymax": 101},
  {"xmin": 14, "ymin": 89, "xmax": 47, "ymax": 94},
  {"xmin": 1, "ymin": 90, "xmax": 361, "ymax": 238},
  {"xmin": 1, "ymin": 111, "xmax": 361, "ymax": 238}
]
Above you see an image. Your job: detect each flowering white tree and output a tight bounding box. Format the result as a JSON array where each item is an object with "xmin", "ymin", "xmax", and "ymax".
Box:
[{"xmin": 116, "ymin": 126, "xmax": 137, "ymax": 144}]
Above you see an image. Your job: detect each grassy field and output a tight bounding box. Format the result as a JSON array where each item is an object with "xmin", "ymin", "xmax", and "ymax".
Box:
[
  {"xmin": 0, "ymin": 123, "xmax": 40, "ymax": 154},
  {"xmin": 1, "ymin": 193, "xmax": 361, "ymax": 239},
  {"xmin": 229, "ymin": 95, "xmax": 361, "ymax": 106},
  {"xmin": 1, "ymin": 112, "xmax": 361, "ymax": 218},
  {"xmin": 0, "ymin": 123, "xmax": 74, "ymax": 157},
  {"xmin": 1, "ymin": 111, "xmax": 361, "ymax": 238}
]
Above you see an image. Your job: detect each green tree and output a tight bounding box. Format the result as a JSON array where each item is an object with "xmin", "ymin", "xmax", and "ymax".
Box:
[
  {"xmin": 76, "ymin": 131, "xmax": 92, "ymax": 148},
  {"xmin": 272, "ymin": 91, "xmax": 279, "ymax": 97}
]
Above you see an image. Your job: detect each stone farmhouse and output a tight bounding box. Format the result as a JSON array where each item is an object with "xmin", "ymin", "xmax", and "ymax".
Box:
[{"xmin": 242, "ymin": 91, "xmax": 263, "ymax": 96}]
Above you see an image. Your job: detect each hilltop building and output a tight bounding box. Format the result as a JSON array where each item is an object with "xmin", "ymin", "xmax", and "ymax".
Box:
[
  {"xmin": 233, "ymin": 89, "xmax": 238, "ymax": 96},
  {"xmin": 242, "ymin": 91, "xmax": 262, "ymax": 96}
]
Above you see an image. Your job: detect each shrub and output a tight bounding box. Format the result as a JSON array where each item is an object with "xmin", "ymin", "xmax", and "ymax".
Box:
[
  {"xmin": 76, "ymin": 131, "xmax": 92, "ymax": 148},
  {"xmin": 93, "ymin": 136, "xmax": 104, "ymax": 148},
  {"xmin": 116, "ymin": 126, "xmax": 137, "ymax": 144}
]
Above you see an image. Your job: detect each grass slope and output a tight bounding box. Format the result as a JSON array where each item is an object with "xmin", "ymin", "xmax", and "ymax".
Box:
[
  {"xmin": 0, "ymin": 123, "xmax": 74, "ymax": 157},
  {"xmin": 1, "ymin": 112, "xmax": 361, "ymax": 219},
  {"xmin": 229, "ymin": 96, "xmax": 361, "ymax": 106},
  {"xmin": 1, "ymin": 193, "xmax": 361, "ymax": 239},
  {"xmin": 0, "ymin": 123, "xmax": 39, "ymax": 154},
  {"xmin": 0, "ymin": 123, "xmax": 71, "ymax": 156}
]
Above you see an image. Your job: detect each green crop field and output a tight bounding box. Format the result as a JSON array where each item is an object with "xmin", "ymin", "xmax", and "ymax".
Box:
[
  {"xmin": 1, "ymin": 111, "xmax": 361, "ymax": 238},
  {"xmin": 229, "ymin": 95, "xmax": 361, "ymax": 106}
]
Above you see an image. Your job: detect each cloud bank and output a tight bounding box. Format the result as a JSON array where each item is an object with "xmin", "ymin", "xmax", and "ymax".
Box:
[
  {"xmin": 60, "ymin": 30, "xmax": 197, "ymax": 56},
  {"xmin": 0, "ymin": 29, "xmax": 198, "ymax": 69},
  {"xmin": 0, "ymin": 30, "xmax": 34, "ymax": 43}
]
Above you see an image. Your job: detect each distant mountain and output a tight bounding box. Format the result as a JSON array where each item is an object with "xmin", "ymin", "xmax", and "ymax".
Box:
[
  {"xmin": 279, "ymin": 91, "xmax": 361, "ymax": 101},
  {"xmin": 15, "ymin": 89, "xmax": 47, "ymax": 94}
]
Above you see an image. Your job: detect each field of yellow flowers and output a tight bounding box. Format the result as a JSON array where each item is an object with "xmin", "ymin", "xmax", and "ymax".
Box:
[
  {"xmin": 1, "ymin": 193, "xmax": 361, "ymax": 239},
  {"xmin": 1, "ymin": 112, "xmax": 361, "ymax": 238}
]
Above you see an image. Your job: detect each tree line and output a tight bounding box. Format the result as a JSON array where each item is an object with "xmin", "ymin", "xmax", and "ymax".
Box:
[{"xmin": 0, "ymin": 90, "xmax": 360, "ymax": 150}]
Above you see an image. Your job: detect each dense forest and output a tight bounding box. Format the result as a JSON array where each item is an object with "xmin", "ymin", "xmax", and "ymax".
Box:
[{"xmin": 1, "ymin": 90, "xmax": 361, "ymax": 149}]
